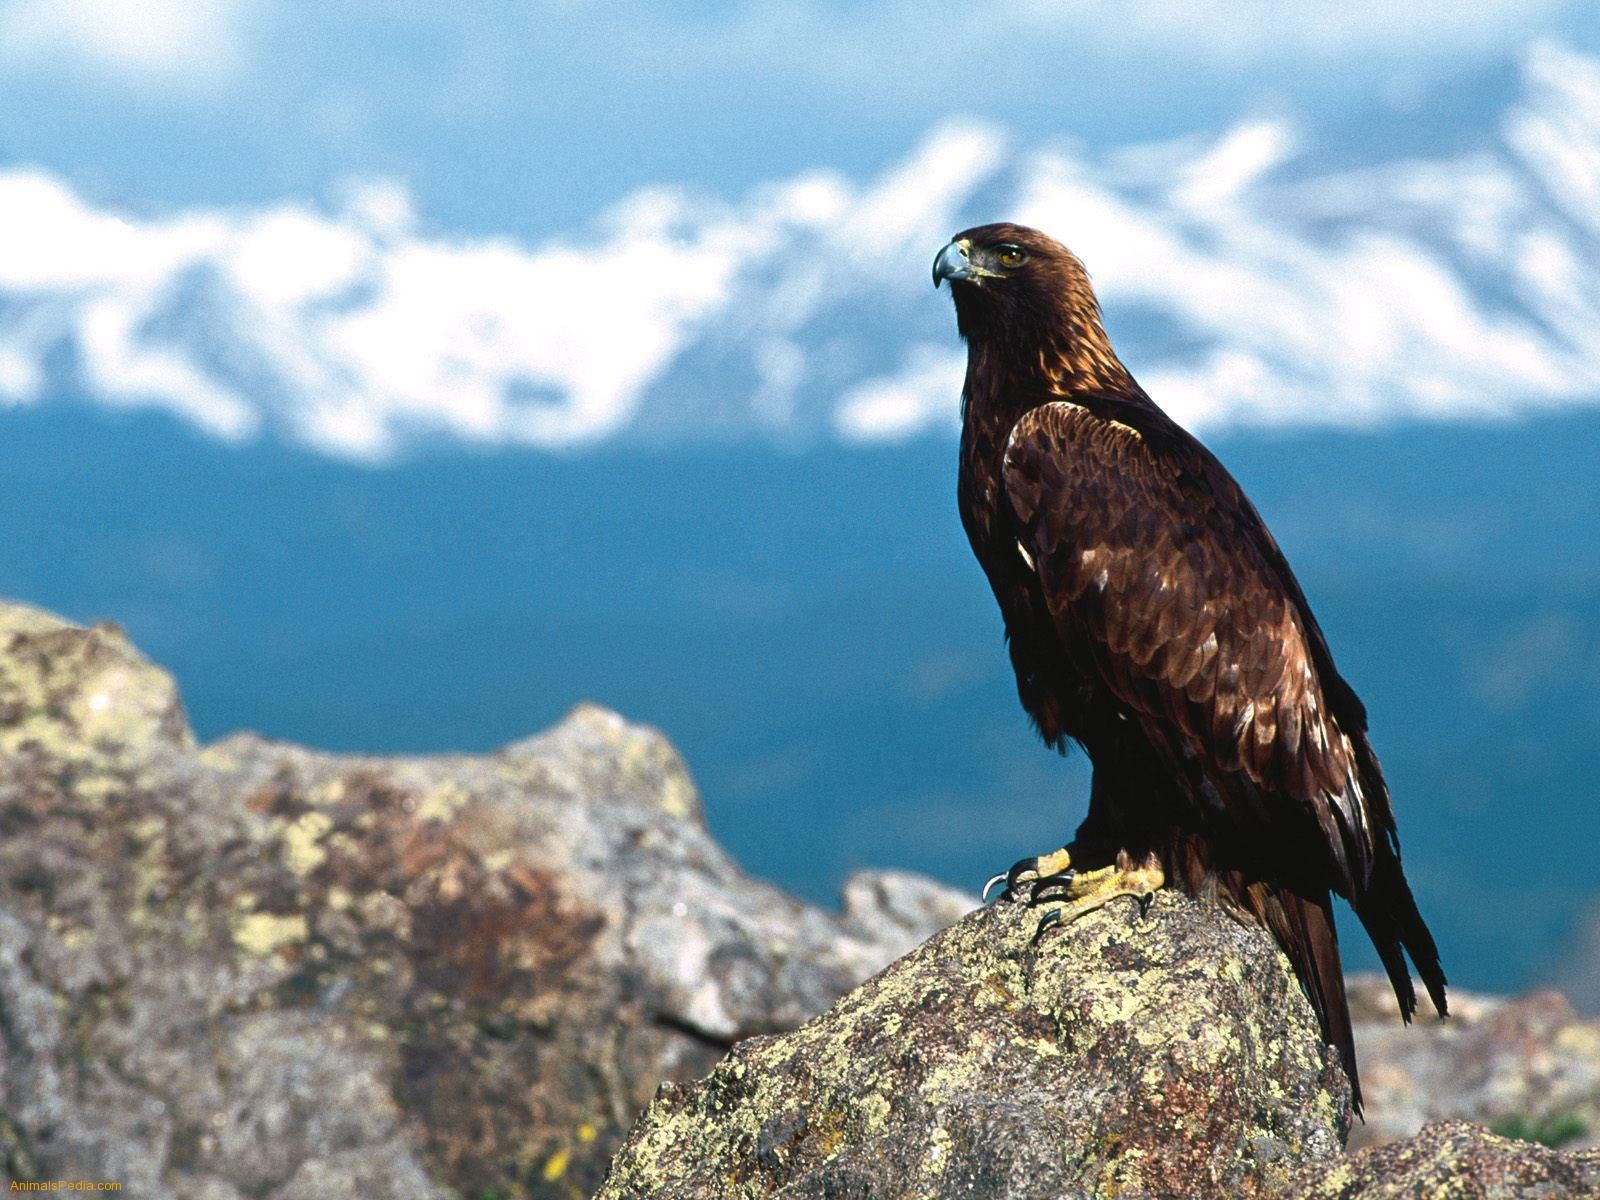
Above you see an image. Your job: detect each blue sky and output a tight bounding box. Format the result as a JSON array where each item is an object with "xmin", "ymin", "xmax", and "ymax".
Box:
[{"xmin": 4, "ymin": 1, "xmax": 1599, "ymax": 234}]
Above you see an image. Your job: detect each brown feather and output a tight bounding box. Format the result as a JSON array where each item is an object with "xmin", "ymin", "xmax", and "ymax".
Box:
[{"xmin": 947, "ymin": 222, "xmax": 1446, "ymax": 1113}]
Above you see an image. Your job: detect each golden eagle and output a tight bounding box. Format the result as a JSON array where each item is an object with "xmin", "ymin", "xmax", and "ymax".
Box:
[{"xmin": 934, "ymin": 223, "xmax": 1446, "ymax": 1108}]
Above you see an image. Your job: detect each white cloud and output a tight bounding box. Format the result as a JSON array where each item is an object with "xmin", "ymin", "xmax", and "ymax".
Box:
[
  {"xmin": 0, "ymin": 0, "xmax": 259, "ymax": 85},
  {"xmin": 834, "ymin": 346, "xmax": 965, "ymax": 443},
  {"xmin": 0, "ymin": 157, "xmax": 878, "ymax": 458},
  {"xmin": 3, "ymin": 45, "xmax": 1600, "ymax": 458},
  {"xmin": 997, "ymin": 125, "xmax": 1597, "ymax": 434}
]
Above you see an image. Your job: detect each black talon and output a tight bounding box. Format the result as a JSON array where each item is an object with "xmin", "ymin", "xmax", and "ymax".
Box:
[
  {"xmin": 1027, "ymin": 870, "xmax": 1077, "ymax": 905},
  {"xmin": 981, "ymin": 872, "xmax": 1009, "ymax": 902},
  {"xmin": 1005, "ymin": 856, "xmax": 1041, "ymax": 891},
  {"xmin": 1031, "ymin": 908, "xmax": 1062, "ymax": 944},
  {"xmin": 1138, "ymin": 891, "xmax": 1155, "ymax": 918}
]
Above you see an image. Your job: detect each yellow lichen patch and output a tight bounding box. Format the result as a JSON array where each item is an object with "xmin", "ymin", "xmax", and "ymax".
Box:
[
  {"xmin": 1315, "ymin": 1161, "xmax": 1355, "ymax": 1192},
  {"xmin": 542, "ymin": 1147, "xmax": 570, "ymax": 1181},
  {"xmin": 71, "ymin": 774, "xmax": 121, "ymax": 805},
  {"xmin": 309, "ymin": 777, "xmax": 347, "ymax": 807},
  {"xmin": 924, "ymin": 1126, "xmax": 953, "ymax": 1173},
  {"xmin": 415, "ymin": 779, "xmax": 471, "ymax": 823},
  {"xmin": 856, "ymin": 1090, "xmax": 891, "ymax": 1133},
  {"xmin": 657, "ymin": 772, "xmax": 697, "ymax": 820},
  {"xmin": 919, "ymin": 1056, "xmax": 983, "ymax": 1106},
  {"xmin": 233, "ymin": 911, "xmax": 308, "ymax": 956},
  {"xmin": 195, "ymin": 743, "xmax": 237, "ymax": 770},
  {"xmin": 577, "ymin": 1124, "xmax": 598, "ymax": 1143},
  {"xmin": 1086, "ymin": 982, "xmax": 1145, "ymax": 1028},
  {"xmin": 283, "ymin": 810, "xmax": 334, "ymax": 875},
  {"xmin": 11, "ymin": 611, "xmax": 192, "ymax": 756}
]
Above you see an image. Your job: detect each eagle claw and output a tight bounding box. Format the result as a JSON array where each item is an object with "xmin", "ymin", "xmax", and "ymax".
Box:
[
  {"xmin": 1030, "ymin": 908, "xmax": 1062, "ymax": 944},
  {"xmin": 1028, "ymin": 871, "xmax": 1077, "ymax": 904},
  {"xmin": 986, "ymin": 847, "xmax": 1077, "ymax": 904}
]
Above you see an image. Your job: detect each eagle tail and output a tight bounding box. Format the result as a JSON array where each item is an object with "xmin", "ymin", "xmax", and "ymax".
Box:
[
  {"xmin": 1241, "ymin": 878, "xmax": 1361, "ymax": 1114},
  {"xmin": 1353, "ymin": 839, "xmax": 1449, "ymax": 1024}
]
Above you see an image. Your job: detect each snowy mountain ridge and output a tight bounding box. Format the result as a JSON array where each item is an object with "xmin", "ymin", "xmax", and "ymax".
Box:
[{"xmin": 1, "ymin": 40, "xmax": 1597, "ymax": 461}]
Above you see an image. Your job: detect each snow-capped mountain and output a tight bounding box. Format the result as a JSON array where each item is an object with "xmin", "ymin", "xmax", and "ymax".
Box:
[{"xmin": 1, "ymin": 41, "xmax": 1598, "ymax": 461}]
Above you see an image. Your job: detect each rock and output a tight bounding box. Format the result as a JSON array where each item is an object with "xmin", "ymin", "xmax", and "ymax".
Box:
[
  {"xmin": 0, "ymin": 602, "xmax": 973, "ymax": 1199},
  {"xmin": 1348, "ymin": 975, "xmax": 1600, "ymax": 1152},
  {"xmin": 1296, "ymin": 1120, "xmax": 1600, "ymax": 1198},
  {"xmin": 596, "ymin": 888, "xmax": 1351, "ymax": 1200}
]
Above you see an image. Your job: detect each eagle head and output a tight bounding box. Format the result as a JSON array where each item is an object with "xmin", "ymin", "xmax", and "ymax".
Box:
[
  {"xmin": 934, "ymin": 223, "xmax": 1125, "ymax": 388},
  {"xmin": 934, "ymin": 223, "xmax": 1099, "ymax": 336}
]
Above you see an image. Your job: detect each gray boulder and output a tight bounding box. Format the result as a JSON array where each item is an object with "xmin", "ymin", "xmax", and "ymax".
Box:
[
  {"xmin": 1296, "ymin": 1120, "xmax": 1600, "ymax": 1198},
  {"xmin": 1347, "ymin": 975, "xmax": 1600, "ymax": 1153},
  {"xmin": 0, "ymin": 601, "xmax": 973, "ymax": 1199},
  {"xmin": 597, "ymin": 889, "xmax": 1352, "ymax": 1199},
  {"xmin": 597, "ymin": 896, "xmax": 1600, "ymax": 1200}
]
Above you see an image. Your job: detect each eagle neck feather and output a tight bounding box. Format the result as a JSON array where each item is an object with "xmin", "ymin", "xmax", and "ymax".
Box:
[
  {"xmin": 961, "ymin": 316, "xmax": 1144, "ymax": 444},
  {"xmin": 957, "ymin": 275, "xmax": 1140, "ymax": 438}
]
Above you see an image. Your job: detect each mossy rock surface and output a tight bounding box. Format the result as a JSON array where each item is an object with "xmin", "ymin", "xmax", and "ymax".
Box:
[{"xmin": 598, "ymin": 889, "xmax": 1352, "ymax": 1199}]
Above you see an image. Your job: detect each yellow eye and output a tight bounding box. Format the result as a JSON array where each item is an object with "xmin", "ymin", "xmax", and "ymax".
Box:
[{"xmin": 997, "ymin": 245, "xmax": 1027, "ymax": 268}]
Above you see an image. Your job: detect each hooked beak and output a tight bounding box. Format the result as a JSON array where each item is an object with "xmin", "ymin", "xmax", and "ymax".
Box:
[{"xmin": 932, "ymin": 239, "xmax": 975, "ymax": 288}]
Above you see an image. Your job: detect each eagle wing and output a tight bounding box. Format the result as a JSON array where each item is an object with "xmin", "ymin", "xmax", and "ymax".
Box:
[{"xmin": 1002, "ymin": 400, "xmax": 1381, "ymax": 893}]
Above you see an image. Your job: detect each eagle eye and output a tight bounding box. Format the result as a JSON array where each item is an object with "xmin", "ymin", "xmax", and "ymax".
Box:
[{"xmin": 996, "ymin": 244, "xmax": 1027, "ymax": 268}]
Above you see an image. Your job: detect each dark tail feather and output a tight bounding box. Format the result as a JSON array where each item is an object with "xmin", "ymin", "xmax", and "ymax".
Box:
[
  {"xmin": 1354, "ymin": 841, "xmax": 1449, "ymax": 1023},
  {"xmin": 1242, "ymin": 879, "xmax": 1362, "ymax": 1114}
]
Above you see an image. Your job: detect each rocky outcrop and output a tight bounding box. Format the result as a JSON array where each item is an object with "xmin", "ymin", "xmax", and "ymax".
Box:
[
  {"xmin": 1297, "ymin": 1120, "xmax": 1600, "ymax": 1198},
  {"xmin": 6, "ymin": 599, "xmax": 1599, "ymax": 1199},
  {"xmin": 597, "ymin": 889, "xmax": 1352, "ymax": 1199},
  {"xmin": 0, "ymin": 602, "xmax": 973, "ymax": 1199},
  {"xmin": 1348, "ymin": 974, "xmax": 1600, "ymax": 1153},
  {"xmin": 597, "ymin": 893, "xmax": 1600, "ymax": 1200}
]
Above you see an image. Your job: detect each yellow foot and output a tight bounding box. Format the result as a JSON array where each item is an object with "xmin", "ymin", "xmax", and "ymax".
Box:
[
  {"xmin": 1030, "ymin": 854, "xmax": 1166, "ymax": 940},
  {"xmin": 983, "ymin": 846, "xmax": 1076, "ymax": 902}
]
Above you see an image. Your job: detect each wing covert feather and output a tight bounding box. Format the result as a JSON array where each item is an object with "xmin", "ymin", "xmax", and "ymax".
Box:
[{"xmin": 1002, "ymin": 401, "xmax": 1375, "ymax": 888}]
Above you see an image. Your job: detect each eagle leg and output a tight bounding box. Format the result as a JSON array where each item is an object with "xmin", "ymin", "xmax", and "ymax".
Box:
[
  {"xmin": 1033, "ymin": 853, "xmax": 1166, "ymax": 930},
  {"xmin": 984, "ymin": 846, "xmax": 1076, "ymax": 903}
]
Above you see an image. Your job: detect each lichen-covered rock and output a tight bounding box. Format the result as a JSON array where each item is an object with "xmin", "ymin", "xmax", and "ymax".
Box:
[
  {"xmin": 1297, "ymin": 1120, "xmax": 1600, "ymax": 1198},
  {"xmin": 596, "ymin": 889, "xmax": 1351, "ymax": 1200},
  {"xmin": 0, "ymin": 602, "xmax": 973, "ymax": 1199},
  {"xmin": 1347, "ymin": 975, "xmax": 1600, "ymax": 1152}
]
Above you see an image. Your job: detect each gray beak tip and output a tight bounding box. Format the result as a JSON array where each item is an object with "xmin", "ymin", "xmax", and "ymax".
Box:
[{"xmin": 932, "ymin": 240, "xmax": 971, "ymax": 289}]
